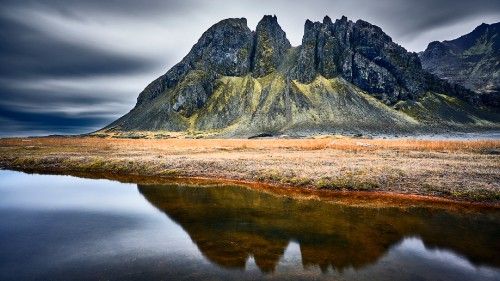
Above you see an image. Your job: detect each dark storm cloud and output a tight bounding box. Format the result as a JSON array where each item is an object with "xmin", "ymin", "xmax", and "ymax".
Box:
[
  {"xmin": 350, "ymin": 0, "xmax": 500, "ymax": 45},
  {"xmin": 0, "ymin": 0, "xmax": 498, "ymax": 137},
  {"xmin": 381, "ymin": 0, "xmax": 500, "ymax": 30},
  {"xmin": 0, "ymin": 1, "xmax": 171, "ymax": 137},
  {"xmin": 0, "ymin": 0, "xmax": 191, "ymax": 17},
  {"xmin": 0, "ymin": 18, "xmax": 153, "ymax": 79},
  {"xmin": 0, "ymin": 108, "xmax": 108, "ymax": 137},
  {"xmin": 0, "ymin": 86, "xmax": 120, "ymax": 111},
  {"xmin": 0, "ymin": 84, "xmax": 131, "ymax": 137}
]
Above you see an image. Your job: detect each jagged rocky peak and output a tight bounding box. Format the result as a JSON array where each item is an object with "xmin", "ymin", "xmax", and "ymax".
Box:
[
  {"xmin": 191, "ymin": 17, "xmax": 254, "ymax": 77},
  {"xmin": 170, "ymin": 18, "xmax": 256, "ymax": 117},
  {"xmin": 188, "ymin": 15, "xmax": 293, "ymax": 79},
  {"xmin": 137, "ymin": 16, "xmax": 291, "ymax": 108},
  {"xmin": 135, "ymin": 17, "xmax": 253, "ymax": 107},
  {"xmin": 294, "ymin": 15, "xmax": 425, "ymax": 104},
  {"xmin": 323, "ymin": 15, "xmax": 333, "ymax": 25},
  {"xmin": 293, "ymin": 19, "xmax": 323, "ymax": 83},
  {"xmin": 106, "ymin": 15, "xmax": 498, "ymax": 136},
  {"xmin": 252, "ymin": 15, "xmax": 291, "ymax": 77},
  {"xmin": 136, "ymin": 15, "xmax": 480, "ymax": 113}
]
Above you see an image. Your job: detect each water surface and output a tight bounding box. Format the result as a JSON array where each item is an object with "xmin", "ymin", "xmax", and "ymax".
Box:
[{"xmin": 0, "ymin": 170, "xmax": 499, "ymax": 280}]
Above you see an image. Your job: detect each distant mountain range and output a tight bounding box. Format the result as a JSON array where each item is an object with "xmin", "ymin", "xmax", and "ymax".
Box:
[
  {"xmin": 101, "ymin": 16, "xmax": 499, "ymax": 137},
  {"xmin": 420, "ymin": 22, "xmax": 500, "ymax": 108}
]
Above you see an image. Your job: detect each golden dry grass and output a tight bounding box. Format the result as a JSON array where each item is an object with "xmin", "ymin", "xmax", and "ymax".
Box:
[{"xmin": 2, "ymin": 137, "xmax": 497, "ymax": 151}]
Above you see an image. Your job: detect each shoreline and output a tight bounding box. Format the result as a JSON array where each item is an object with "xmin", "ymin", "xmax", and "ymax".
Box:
[
  {"xmin": 1, "ymin": 137, "xmax": 499, "ymax": 207},
  {"xmin": 4, "ymin": 168, "xmax": 499, "ymax": 210}
]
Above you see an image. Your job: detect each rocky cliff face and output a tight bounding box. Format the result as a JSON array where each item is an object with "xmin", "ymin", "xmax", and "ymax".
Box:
[
  {"xmin": 137, "ymin": 18, "xmax": 253, "ymax": 118},
  {"xmin": 420, "ymin": 22, "xmax": 500, "ymax": 107},
  {"xmin": 105, "ymin": 16, "xmax": 499, "ymax": 137},
  {"xmin": 293, "ymin": 16, "xmax": 426, "ymax": 105},
  {"xmin": 252, "ymin": 15, "xmax": 291, "ymax": 77}
]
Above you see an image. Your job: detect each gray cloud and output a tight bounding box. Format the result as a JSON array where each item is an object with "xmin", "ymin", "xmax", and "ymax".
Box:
[
  {"xmin": 0, "ymin": 18, "xmax": 155, "ymax": 79},
  {"xmin": 1, "ymin": 0, "xmax": 498, "ymax": 137},
  {"xmin": 0, "ymin": 108, "xmax": 109, "ymax": 138},
  {"xmin": 0, "ymin": 88, "xmax": 121, "ymax": 137},
  {"xmin": 0, "ymin": 0, "xmax": 192, "ymax": 17}
]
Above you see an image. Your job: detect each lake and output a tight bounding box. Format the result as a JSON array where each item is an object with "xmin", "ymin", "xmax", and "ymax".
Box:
[{"xmin": 0, "ymin": 170, "xmax": 499, "ymax": 280}]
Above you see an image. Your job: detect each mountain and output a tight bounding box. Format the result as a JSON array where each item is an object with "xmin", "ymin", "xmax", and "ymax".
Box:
[
  {"xmin": 103, "ymin": 16, "xmax": 499, "ymax": 137},
  {"xmin": 420, "ymin": 22, "xmax": 500, "ymax": 107}
]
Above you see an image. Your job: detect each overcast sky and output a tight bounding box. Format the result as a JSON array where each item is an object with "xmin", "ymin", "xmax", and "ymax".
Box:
[{"xmin": 1, "ymin": 0, "xmax": 499, "ymax": 137}]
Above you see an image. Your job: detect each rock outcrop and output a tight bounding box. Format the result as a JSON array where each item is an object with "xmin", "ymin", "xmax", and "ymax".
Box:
[
  {"xmin": 420, "ymin": 22, "xmax": 500, "ymax": 107},
  {"xmin": 294, "ymin": 16, "xmax": 427, "ymax": 104},
  {"xmin": 104, "ymin": 16, "xmax": 499, "ymax": 137},
  {"xmin": 137, "ymin": 18, "xmax": 253, "ymax": 118},
  {"xmin": 252, "ymin": 15, "xmax": 291, "ymax": 77}
]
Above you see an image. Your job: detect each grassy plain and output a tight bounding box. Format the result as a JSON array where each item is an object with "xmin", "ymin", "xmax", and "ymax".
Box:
[{"xmin": 0, "ymin": 137, "xmax": 498, "ymax": 205}]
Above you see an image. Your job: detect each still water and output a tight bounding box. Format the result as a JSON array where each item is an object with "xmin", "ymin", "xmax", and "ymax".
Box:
[{"xmin": 0, "ymin": 170, "xmax": 499, "ymax": 281}]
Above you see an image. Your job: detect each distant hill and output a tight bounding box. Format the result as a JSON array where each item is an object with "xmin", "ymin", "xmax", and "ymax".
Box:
[
  {"xmin": 101, "ymin": 16, "xmax": 499, "ymax": 137},
  {"xmin": 420, "ymin": 22, "xmax": 500, "ymax": 108}
]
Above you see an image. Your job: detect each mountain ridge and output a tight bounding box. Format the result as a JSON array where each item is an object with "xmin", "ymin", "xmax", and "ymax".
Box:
[
  {"xmin": 420, "ymin": 22, "xmax": 500, "ymax": 108},
  {"xmin": 103, "ymin": 15, "xmax": 499, "ymax": 137}
]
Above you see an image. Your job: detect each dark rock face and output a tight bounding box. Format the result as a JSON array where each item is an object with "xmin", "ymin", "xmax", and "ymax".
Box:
[
  {"xmin": 294, "ymin": 19, "xmax": 323, "ymax": 83},
  {"xmin": 105, "ymin": 15, "xmax": 499, "ymax": 135},
  {"xmin": 420, "ymin": 22, "xmax": 500, "ymax": 107},
  {"xmin": 170, "ymin": 71, "xmax": 213, "ymax": 117},
  {"xmin": 195, "ymin": 18, "xmax": 254, "ymax": 77},
  {"xmin": 295, "ymin": 16, "xmax": 429, "ymax": 105},
  {"xmin": 292, "ymin": 17, "xmax": 485, "ymax": 106},
  {"xmin": 252, "ymin": 15, "xmax": 291, "ymax": 77},
  {"xmin": 136, "ymin": 18, "xmax": 253, "ymax": 110}
]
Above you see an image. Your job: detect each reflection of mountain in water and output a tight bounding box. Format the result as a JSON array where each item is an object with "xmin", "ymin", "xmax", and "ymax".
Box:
[{"xmin": 138, "ymin": 184, "xmax": 500, "ymax": 273}]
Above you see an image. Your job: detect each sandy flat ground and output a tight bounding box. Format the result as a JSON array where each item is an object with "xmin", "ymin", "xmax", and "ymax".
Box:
[{"xmin": 0, "ymin": 137, "xmax": 498, "ymax": 205}]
